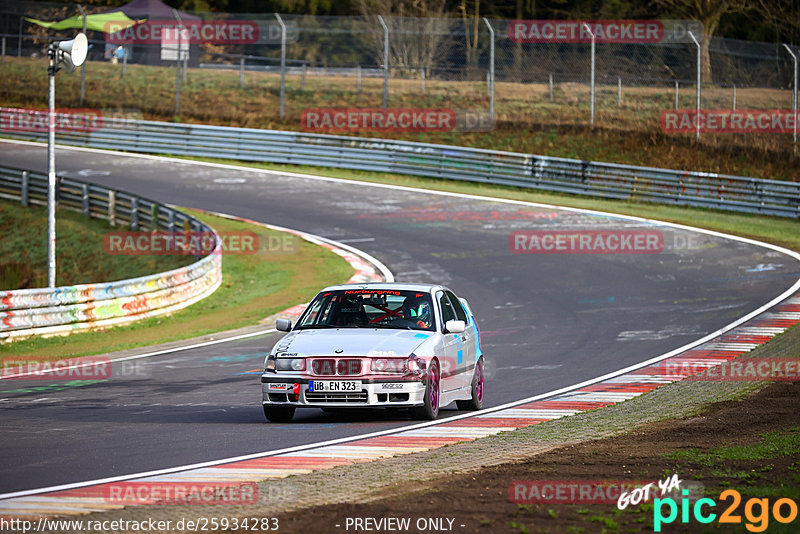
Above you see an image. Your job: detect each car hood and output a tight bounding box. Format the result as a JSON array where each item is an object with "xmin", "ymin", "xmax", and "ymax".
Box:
[{"xmin": 275, "ymin": 328, "xmax": 434, "ymax": 358}]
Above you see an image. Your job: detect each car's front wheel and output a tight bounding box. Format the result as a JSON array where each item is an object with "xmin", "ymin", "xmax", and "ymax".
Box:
[
  {"xmin": 411, "ymin": 359, "xmax": 440, "ymax": 420},
  {"xmin": 457, "ymin": 357, "xmax": 484, "ymax": 411},
  {"xmin": 263, "ymin": 405, "xmax": 295, "ymax": 423}
]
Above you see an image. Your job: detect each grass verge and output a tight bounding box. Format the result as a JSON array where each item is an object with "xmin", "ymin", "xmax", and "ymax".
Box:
[
  {"xmin": 1, "ymin": 208, "xmax": 354, "ymax": 360},
  {"xmin": 0, "ymin": 199, "xmax": 192, "ymax": 289}
]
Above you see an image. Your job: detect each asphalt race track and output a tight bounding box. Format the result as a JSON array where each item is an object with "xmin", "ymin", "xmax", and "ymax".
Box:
[{"xmin": 2, "ymin": 140, "xmax": 798, "ymax": 495}]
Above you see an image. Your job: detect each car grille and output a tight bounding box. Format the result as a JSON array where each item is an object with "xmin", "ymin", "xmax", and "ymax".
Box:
[
  {"xmin": 305, "ymin": 390, "xmax": 368, "ymax": 403},
  {"xmin": 311, "ymin": 358, "xmax": 363, "ymax": 376}
]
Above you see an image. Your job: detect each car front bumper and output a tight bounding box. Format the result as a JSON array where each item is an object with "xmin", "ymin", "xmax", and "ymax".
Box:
[{"xmin": 261, "ymin": 375, "xmax": 426, "ymax": 408}]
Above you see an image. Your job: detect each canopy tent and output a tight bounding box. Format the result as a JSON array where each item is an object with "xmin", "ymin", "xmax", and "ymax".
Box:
[{"xmin": 25, "ymin": 12, "xmax": 138, "ymax": 33}]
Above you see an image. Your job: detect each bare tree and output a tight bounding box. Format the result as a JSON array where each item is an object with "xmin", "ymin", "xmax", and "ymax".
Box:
[
  {"xmin": 653, "ymin": 0, "xmax": 751, "ymax": 83},
  {"xmin": 357, "ymin": 0, "xmax": 450, "ymax": 77}
]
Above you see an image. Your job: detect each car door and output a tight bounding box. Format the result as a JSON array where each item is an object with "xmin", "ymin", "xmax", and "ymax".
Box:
[
  {"xmin": 445, "ymin": 290, "xmax": 475, "ymax": 390},
  {"xmin": 436, "ymin": 291, "xmax": 461, "ymax": 392}
]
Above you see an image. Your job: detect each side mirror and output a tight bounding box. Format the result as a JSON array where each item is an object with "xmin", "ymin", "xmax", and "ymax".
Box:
[
  {"xmin": 276, "ymin": 318, "xmax": 292, "ymax": 332},
  {"xmin": 445, "ymin": 320, "xmax": 465, "ymax": 334}
]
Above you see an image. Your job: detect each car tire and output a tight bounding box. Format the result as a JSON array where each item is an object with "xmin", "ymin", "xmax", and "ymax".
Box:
[
  {"xmin": 263, "ymin": 405, "xmax": 295, "ymax": 423},
  {"xmin": 456, "ymin": 357, "xmax": 484, "ymax": 411},
  {"xmin": 411, "ymin": 359, "xmax": 440, "ymax": 420}
]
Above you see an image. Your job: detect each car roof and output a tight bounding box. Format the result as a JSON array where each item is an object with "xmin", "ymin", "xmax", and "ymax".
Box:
[{"xmin": 320, "ymin": 282, "xmax": 446, "ymax": 294}]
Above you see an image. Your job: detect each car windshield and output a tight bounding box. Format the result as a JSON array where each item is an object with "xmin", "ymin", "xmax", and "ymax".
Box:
[{"xmin": 296, "ymin": 289, "xmax": 436, "ymax": 331}]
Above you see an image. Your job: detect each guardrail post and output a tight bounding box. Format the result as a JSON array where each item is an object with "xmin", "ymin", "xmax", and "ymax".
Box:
[
  {"xmin": 275, "ymin": 14, "xmax": 287, "ymax": 119},
  {"xmin": 688, "ymin": 31, "xmax": 702, "ymax": 141},
  {"xmin": 81, "ymin": 184, "xmax": 89, "ymax": 218},
  {"xmin": 130, "ymin": 197, "xmax": 139, "ymax": 230},
  {"xmin": 20, "ymin": 171, "xmax": 28, "ymax": 206},
  {"xmin": 483, "ymin": 18, "xmax": 495, "ymax": 123},
  {"xmin": 168, "ymin": 209, "xmax": 175, "ymax": 232},
  {"xmin": 151, "ymin": 203, "xmax": 158, "ymax": 230},
  {"xmin": 239, "ymin": 57, "xmax": 245, "ymax": 88},
  {"xmin": 783, "ymin": 44, "xmax": 798, "ymax": 155},
  {"xmin": 108, "ymin": 190, "xmax": 116, "ymax": 226},
  {"xmin": 377, "ymin": 15, "xmax": 389, "ymax": 111}
]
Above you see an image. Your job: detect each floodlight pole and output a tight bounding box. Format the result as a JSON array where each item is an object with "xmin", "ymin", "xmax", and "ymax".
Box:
[
  {"xmin": 783, "ymin": 44, "xmax": 798, "ymax": 155},
  {"xmin": 78, "ymin": 4, "xmax": 86, "ymax": 105},
  {"xmin": 47, "ymin": 44, "xmax": 58, "ymax": 288}
]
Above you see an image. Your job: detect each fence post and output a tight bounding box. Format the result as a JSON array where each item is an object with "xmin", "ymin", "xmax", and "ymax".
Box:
[
  {"xmin": 78, "ymin": 4, "xmax": 86, "ymax": 106},
  {"xmin": 168, "ymin": 209, "xmax": 175, "ymax": 233},
  {"xmin": 301, "ymin": 62, "xmax": 306, "ymax": 91},
  {"xmin": 18, "ymin": 16, "xmax": 22, "ymax": 57},
  {"xmin": 583, "ymin": 23, "xmax": 595, "ymax": 128},
  {"xmin": 108, "ymin": 190, "xmax": 116, "ymax": 227},
  {"xmin": 172, "ymin": 9, "xmax": 183, "ymax": 117},
  {"xmin": 357, "ymin": 64, "xmax": 362, "ymax": 94},
  {"xmin": 121, "ymin": 46, "xmax": 127, "ymax": 78},
  {"xmin": 549, "ymin": 73, "xmax": 553, "ymax": 102},
  {"xmin": 20, "ymin": 171, "xmax": 28, "ymax": 206},
  {"xmin": 674, "ymin": 80, "xmax": 679, "ymax": 110},
  {"xmin": 275, "ymin": 13, "xmax": 287, "ymax": 119},
  {"xmin": 421, "ymin": 66, "xmax": 425, "ymax": 93},
  {"xmin": 688, "ymin": 31, "xmax": 701, "ymax": 141},
  {"xmin": 617, "ymin": 76, "xmax": 622, "ymax": 107},
  {"xmin": 239, "ymin": 57, "xmax": 245, "ymax": 88},
  {"xmin": 377, "ymin": 15, "xmax": 389, "ymax": 111},
  {"xmin": 483, "ymin": 18, "xmax": 495, "ymax": 123},
  {"xmin": 783, "ymin": 44, "xmax": 798, "ymax": 155},
  {"xmin": 732, "ymin": 83, "xmax": 736, "ymax": 112},
  {"xmin": 2, "ymin": 36, "xmax": 5, "ymax": 64},
  {"xmin": 81, "ymin": 184, "xmax": 89, "ymax": 217}
]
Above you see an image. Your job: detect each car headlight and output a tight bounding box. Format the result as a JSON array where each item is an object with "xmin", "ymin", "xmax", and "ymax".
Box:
[
  {"xmin": 371, "ymin": 356, "xmax": 424, "ymax": 374},
  {"xmin": 265, "ymin": 356, "xmax": 276, "ymax": 371},
  {"xmin": 276, "ymin": 358, "xmax": 306, "ymax": 371}
]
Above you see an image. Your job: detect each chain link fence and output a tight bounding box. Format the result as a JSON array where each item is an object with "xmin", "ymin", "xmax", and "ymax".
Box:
[{"xmin": 0, "ymin": 1, "xmax": 798, "ymax": 154}]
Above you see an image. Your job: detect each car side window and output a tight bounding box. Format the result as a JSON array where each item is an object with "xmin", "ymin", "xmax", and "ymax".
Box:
[
  {"xmin": 445, "ymin": 290, "xmax": 468, "ymax": 323},
  {"xmin": 438, "ymin": 292, "xmax": 457, "ymax": 330}
]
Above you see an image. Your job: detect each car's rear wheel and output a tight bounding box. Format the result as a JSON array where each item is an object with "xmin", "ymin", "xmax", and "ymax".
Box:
[
  {"xmin": 456, "ymin": 357, "xmax": 484, "ymax": 411},
  {"xmin": 411, "ymin": 359, "xmax": 440, "ymax": 420},
  {"xmin": 263, "ymin": 405, "xmax": 295, "ymax": 423}
]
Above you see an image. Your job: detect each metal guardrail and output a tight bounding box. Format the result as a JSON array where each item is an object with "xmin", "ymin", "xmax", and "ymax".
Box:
[
  {"xmin": 0, "ymin": 164, "xmax": 222, "ymax": 341},
  {"xmin": 1, "ymin": 111, "xmax": 799, "ymax": 218}
]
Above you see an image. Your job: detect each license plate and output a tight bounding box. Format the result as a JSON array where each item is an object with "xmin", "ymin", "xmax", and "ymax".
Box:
[{"xmin": 309, "ymin": 380, "xmax": 361, "ymax": 393}]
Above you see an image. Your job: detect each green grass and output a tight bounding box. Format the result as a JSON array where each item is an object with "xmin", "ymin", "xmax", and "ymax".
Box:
[
  {"xmin": 667, "ymin": 428, "xmax": 800, "ymax": 467},
  {"xmin": 3, "ymin": 208, "xmax": 354, "ymax": 359},
  {"xmin": 170, "ymin": 155, "xmax": 800, "ymax": 253},
  {"xmin": 0, "ymin": 199, "xmax": 192, "ymax": 289}
]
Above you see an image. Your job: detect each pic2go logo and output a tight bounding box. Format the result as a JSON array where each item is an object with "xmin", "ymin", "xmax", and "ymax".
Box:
[{"xmin": 654, "ymin": 489, "xmax": 798, "ymax": 532}]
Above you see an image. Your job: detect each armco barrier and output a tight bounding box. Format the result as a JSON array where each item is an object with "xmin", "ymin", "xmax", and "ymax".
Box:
[
  {"xmin": 1, "ymin": 111, "xmax": 798, "ymax": 218},
  {"xmin": 0, "ymin": 165, "xmax": 222, "ymax": 341}
]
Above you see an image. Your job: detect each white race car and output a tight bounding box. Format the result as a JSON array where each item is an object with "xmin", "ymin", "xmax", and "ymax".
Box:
[{"xmin": 261, "ymin": 283, "xmax": 484, "ymax": 422}]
